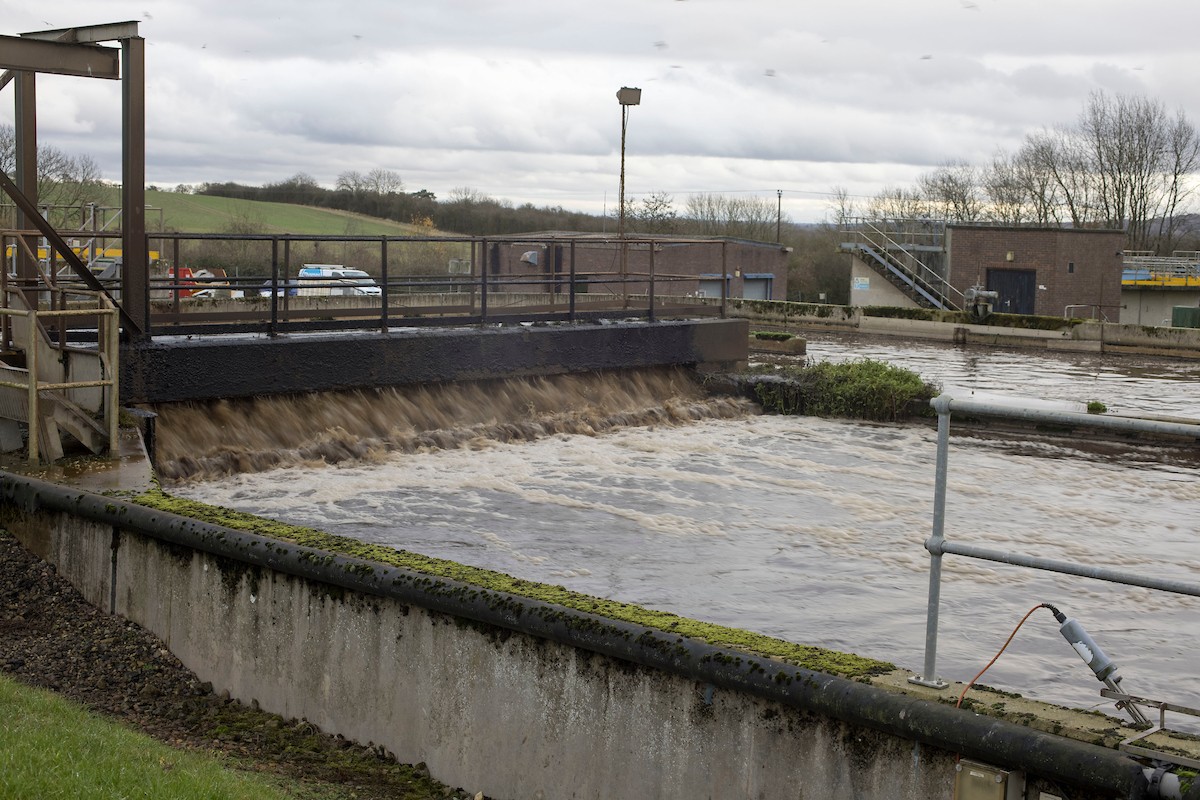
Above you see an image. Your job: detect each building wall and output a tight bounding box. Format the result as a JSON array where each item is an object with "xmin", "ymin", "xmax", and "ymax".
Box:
[
  {"xmin": 946, "ymin": 226, "xmax": 1125, "ymax": 319},
  {"xmin": 488, "ymin": 238, "xmax": 788, "ymax": 301},
  {"xmin": 1120, "ymin": 288, "xmax": 1200, "ymax": 326},
  {"xmin": 848, "ymin": 258, "xmax": 921, "ymax": 308}
]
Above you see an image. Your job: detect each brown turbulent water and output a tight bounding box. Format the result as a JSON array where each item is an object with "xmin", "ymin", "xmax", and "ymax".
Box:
[
  {"xmin": 168, "ymin": 337, "xmax": 1200, "ymax": 721},
  {"xmin": 154, "ymin": 367, "xmax": 756, "ymax": 482}
]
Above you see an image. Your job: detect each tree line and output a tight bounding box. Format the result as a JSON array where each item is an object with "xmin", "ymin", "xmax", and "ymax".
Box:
[{"xmin": 843, "ymin": 91, "xmax": 1200, "ymax": 254}]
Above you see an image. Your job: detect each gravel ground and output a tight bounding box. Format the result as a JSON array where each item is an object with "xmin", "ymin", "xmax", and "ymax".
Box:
[{"xmin": 0, "ymin": 530, "xmax": 483, "ymax": 800}]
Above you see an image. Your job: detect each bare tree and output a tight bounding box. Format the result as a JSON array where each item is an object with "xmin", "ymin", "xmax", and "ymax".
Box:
[
  {"xmin": 918, "ymin": 162, "xmax": 985, "ymax": 222},
  {"xmin": 683, "ymin": 193, "xmax": 776, "ymax": 239},
  {"xmin": 863, "ymin": 186, "xmax": 933, "ymax": 228},
  {"xmin": 1018, "ymin": 92, "xmax": 1200, "ymax": 250},
  {"xmin": 0, "ymin": 124, "xmax": 106, "ymax": 226},
  {"xmin": 365, "ymin": 168, "xmax": 403, "ymax": 196},
  {"xmin": 827, "ymin": 185, "xmax": 856, "ymax": 227},
  {"xmin": 633, "ymin": 191, "xmax": 678, "ymax": 234}
]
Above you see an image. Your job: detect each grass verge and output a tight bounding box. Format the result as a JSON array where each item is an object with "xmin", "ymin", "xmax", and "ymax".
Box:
[{"xmin": 0, "ymin": 673, "xmax": 292, "ymax": 800}]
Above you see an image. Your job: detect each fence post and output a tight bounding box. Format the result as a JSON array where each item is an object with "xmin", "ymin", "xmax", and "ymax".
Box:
[{"xmin": 910, "ymin": 394, "xmax": 952, "ymax": 689}]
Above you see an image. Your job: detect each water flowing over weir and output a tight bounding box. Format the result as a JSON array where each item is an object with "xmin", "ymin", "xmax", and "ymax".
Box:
[
  {"xmin": 173, "ymin": 335, "xmax": 1200, "ymax": 720},
  {"xmin": 154, "ymin": 367, "xmax": 757, "ymax": 482}
]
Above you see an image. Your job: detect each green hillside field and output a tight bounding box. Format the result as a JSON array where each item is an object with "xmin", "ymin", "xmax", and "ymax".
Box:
[{"xmin": 92, "ymin": 187, "xmax": 437, "ymax": 237}]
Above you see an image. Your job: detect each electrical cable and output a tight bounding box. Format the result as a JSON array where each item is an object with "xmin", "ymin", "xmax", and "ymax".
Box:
[{"xmin": 956, "ymin": 603, "xmax": 1059, "ymax": 710}]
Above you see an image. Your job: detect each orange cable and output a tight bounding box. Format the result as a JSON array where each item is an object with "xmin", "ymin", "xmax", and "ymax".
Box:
[{"xmin": 956, "ymin": 603, "xmax": 1050, "ymax": 710}]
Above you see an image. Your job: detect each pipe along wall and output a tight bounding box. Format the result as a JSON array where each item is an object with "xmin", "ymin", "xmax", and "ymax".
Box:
[{"xmin": 0, "ymin": 473, "xmax": 1166, "ymax": 799}]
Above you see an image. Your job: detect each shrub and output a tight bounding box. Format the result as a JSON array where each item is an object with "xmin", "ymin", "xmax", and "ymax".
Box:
[{"xmin": 748, "ymin": 359, "xmax": 938, "ymax": 421}]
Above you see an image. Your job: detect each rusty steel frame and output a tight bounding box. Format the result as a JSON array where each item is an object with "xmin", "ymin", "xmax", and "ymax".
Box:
[{"xmin": 0, "ymin": 20, "xmax": 146, "ymax": 338}]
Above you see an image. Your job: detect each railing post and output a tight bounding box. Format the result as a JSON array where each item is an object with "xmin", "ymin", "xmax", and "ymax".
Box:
[
  {"xmin": 648, "ymin": 242, "xmax": 656, "ymax": 323},
  {"xmin": 480, "ymin": 238, "xmax": 489, "ymax": 322},
  {"xmin": 268, "ymin": 237, "xmax": 279, "ymax": 337},
  {"xmin": 568, "ymin": 241, "xmax": 577, "ymax": 323},
  {"xmin": 380, "ymin": 236, "xmax": 389, "ymax": 333},
  {"xmin": 25, "ymin": 308, "xmax": 38, "ymax": 463},
  {"xmin": 910, "ymin": 393, "xmax": 953, "ymax": 689},
  {"xmin": 105, "ymin": 303, "xmax": 119, "ymax": 456}
]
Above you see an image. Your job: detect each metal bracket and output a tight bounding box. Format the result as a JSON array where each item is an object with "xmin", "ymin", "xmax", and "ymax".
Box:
[
  {"xmin": 1100, "ymin": 689, "xmax": 1200, "ymax": 770},
  {"xmin": 908, "ymin": 674, "xmax": 949, "ymax": 690}
]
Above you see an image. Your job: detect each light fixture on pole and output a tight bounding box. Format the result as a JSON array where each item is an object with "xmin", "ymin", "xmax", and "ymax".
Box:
[{"xmin": 617, "ymin": 87, "xmax": 640, "ymax": 303}]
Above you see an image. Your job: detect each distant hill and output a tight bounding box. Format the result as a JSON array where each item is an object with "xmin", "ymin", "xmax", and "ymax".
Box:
[{"xmin": 91, "ymin": 187, "xmax": 442, "ymax": 237}]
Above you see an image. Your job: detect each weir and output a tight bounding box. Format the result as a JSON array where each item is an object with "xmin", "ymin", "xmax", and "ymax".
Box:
[{"xmin": 153, "ymin": 367, "xmax": 756, "ymax": 481}]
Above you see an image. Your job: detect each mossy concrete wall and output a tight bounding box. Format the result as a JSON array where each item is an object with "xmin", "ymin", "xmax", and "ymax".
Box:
[
  {"xmin": 679, "ymin": 296, "xmax": 1200, "ymax": 359},
  {"xmin": 2, "ymin": 489, "xmax": 1160, "ymax": 800}
]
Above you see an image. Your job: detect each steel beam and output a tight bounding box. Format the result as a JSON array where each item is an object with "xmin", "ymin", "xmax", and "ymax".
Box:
[
  {"xmin": 0, "ymin": 35, "xmax": 120, "ymax": 79},
  {"xmin": 20, "ymin": 21, "xmax": 140, "ymax": 44},
  {"xmin": 13, "ymin": 71, "xmax": 36, "ymax": 280}
]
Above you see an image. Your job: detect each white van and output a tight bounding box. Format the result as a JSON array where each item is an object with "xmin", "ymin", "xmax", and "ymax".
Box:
[{"xmin": 296, "ymin": 265, "xmax": 382, "ymax": 296}]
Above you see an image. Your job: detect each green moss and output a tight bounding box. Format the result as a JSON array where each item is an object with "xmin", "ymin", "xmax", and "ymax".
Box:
[
  {"xmin": 751, "ymin": 331, "xmax": 795, "ymax": 341},
  {"xmin": 131, "ymin": 489, "xmax": 894, "ymax": 679},
  {"xmin": 1087, "ymin": 400, "xmax": 1107, "ymax": 414},
  {"xmin": 859, "ymin": 306, "xmax": 937, "ymax": 322}
]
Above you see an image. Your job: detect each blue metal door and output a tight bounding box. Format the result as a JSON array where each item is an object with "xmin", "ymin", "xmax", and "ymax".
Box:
[{"xmin": 986, "ymin": 269, "xmax": 1037, "ymax": 315}]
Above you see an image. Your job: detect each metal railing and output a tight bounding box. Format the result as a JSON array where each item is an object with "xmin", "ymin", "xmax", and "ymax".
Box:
[
  {"xmin": 0, "ymin": 287, "xmax": 120, "ymax": 462},
  {"xmin": 1122, "ymin": 254, "xmax": 1200, "ymax": 281},
  {"xmin": 1064, "ymin": 303, "xmax": 1107, "ymax": 321},
  {"xmin": 5, "ymin": 231, "xmax": 737, "ymax": 339},
  {"xmin": 841, "ymin": 218, "xmax": 964, "ymax": 311},
  {"xmin": 911, "ymin": 394, "xmax": 1200, "ymax": 694}
]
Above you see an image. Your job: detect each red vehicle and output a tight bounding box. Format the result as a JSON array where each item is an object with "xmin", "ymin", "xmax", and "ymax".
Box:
[{"xmin": 167, "ymin": 266, "xmax": 198, "ymax": 297}]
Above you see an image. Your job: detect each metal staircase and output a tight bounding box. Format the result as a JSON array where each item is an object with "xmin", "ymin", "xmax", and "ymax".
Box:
[
  {"xmin": 0, "ymin": 286, "xmax": 119, "ymax": 462},
  {"xmin": 840, "ymin": 219, "xmax": 963, "ymax": 311}
]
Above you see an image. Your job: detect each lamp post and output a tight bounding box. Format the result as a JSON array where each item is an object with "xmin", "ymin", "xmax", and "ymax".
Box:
[{"xmin": 617, "ymin": 86, "xmax": 641, "ymax": 302}]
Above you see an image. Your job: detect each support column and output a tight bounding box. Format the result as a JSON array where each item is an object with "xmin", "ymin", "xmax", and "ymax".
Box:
[
  {"xmin": 121, "ymin": 36, "xmax": 148, "ymax": 339},
  {"xmin": 14, "ymin": 71, "xmax": 37, "ymax": 282}
]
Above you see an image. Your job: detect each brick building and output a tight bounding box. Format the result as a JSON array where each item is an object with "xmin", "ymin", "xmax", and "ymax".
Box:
[
  {"xmin": 485, "ymin": 233, "xmax": 789, "ymax": 301},
  {"xmin": 845, "ymin": 222, "xmax": 1125, "ymax": 319}
]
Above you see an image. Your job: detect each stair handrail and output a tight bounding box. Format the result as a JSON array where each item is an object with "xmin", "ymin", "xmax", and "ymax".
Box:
[
  {"xmin": 0, "ymin": 286, "xmax": 120, "ymax": 463},
  {"xmin": 851, "ymin": 219, "xmax": 965, "ymax": 311}
]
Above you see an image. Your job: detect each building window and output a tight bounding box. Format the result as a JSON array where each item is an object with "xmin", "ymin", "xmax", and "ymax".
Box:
[{"xmin": 1067, "ymin": 261, "xmax": 1075, "ymax": 274}]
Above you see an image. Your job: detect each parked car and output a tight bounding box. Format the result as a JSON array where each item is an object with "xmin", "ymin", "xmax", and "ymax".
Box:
[
  {"xmin": 259, "ymin": 279, "xmax": 300, "ymax": 297},
  {"xmin": 296, "ymin": 265, "xmax": 382, "ymax": 297}
]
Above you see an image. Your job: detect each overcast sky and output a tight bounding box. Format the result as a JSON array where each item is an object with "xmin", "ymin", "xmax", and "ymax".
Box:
[{"xmin": 3, "ymin": 0, "xmax": 1198, "ymax": 222}]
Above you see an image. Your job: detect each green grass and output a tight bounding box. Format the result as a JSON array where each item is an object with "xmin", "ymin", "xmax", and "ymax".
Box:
[
  {"xmin": 92, "ymin": 187, "xmax": 436, "ymax": 237},
  {"xmin": 0, "ymin": 674, "xmax": 293, "ymax": 800}
]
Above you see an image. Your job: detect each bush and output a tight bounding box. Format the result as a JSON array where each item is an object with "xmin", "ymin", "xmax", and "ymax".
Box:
[{"xmin": 748, "ymin": 359, "xmax": 938, "ymax": 421}]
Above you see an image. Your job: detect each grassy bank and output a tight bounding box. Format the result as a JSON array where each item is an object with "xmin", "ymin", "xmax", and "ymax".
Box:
[{"xmin": 0, "ymin": 673, "xmax": 295, "ymax": 800}]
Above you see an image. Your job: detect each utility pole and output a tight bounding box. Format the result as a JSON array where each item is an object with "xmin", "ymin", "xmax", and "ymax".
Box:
[{"xmin": 776, "ymin": 189, "xmax": 782, "ymax": 243}]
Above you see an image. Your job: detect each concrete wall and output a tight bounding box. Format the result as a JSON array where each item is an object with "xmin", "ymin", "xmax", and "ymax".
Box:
[
  {"xmin": 0, "ymin": 478, "xmax": 1154, "ymax": 800},
  {"xmin": 678, "ymin": 296, "xmax": 1200, "ymax": 359},
  {"xmin": 848, "ymin": 258, "xmax": 920, "ymax": 308},
  {"xmin": 490, "ymin": 238, "xmax": 790, "ymax": 301}
]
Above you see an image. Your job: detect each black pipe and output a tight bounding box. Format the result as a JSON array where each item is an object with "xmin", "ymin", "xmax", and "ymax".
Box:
[{"xmin": 0, "ymin": 472, "xmax": 1151, "ymax": 798}]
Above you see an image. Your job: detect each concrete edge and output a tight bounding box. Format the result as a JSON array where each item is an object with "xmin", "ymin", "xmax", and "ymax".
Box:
[{"xmin": 0, "ymin": 470, "xmax": 1168, "ymax": 796}]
